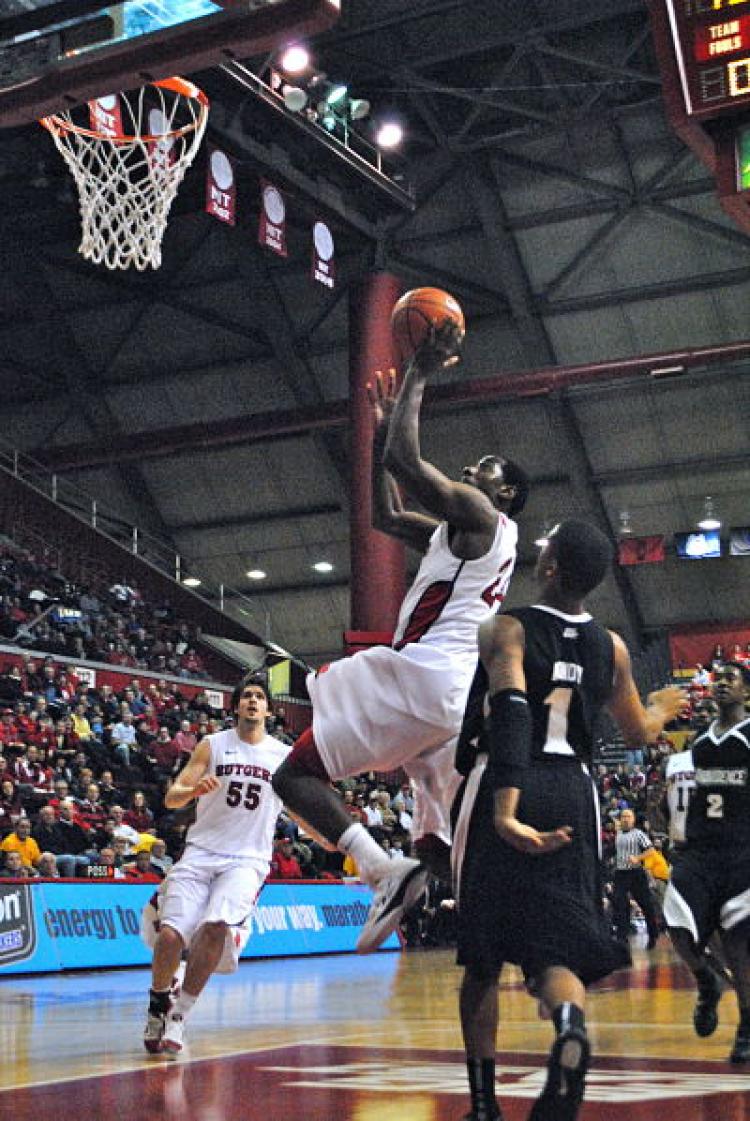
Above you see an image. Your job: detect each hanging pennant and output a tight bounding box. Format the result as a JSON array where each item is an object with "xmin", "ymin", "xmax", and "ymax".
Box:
[
  {"xmin": 205, "ymin": 146, "xmax": 236, "ymax": 225},
  {"xmin": 311, "ymin": 220, "xmax": 335, "ymax": 288},
  {"xmin": 258, "ymin": 179, "xmax": 287, "ymax": 257}
]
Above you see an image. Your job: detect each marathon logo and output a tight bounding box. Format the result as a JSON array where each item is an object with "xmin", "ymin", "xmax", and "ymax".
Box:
[
  {"xmin": 695, "ymin": 767, "xmax": 747, "ymax": 786},
  {"xmin": 0, "ymin": 884, "xmax": 36, "ymax": 966},
  {"xmin": 216, "ymin": 763, "xmax": 272, "ymax": 781}
]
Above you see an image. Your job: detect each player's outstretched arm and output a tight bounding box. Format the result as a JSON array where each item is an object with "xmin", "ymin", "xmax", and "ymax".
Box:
[
  {"xmin": 481, "ymin": 615, "xmax": 573, "ymax": 856},
  {"xmin": 607, "ymin": 633, "xmax": 685, "ymax": 746},
  {"xmin": 382, "ymin": 328, "xmax": 497, "ymax": 533},
  {"xmin": 164, "ymin": 739, "xmax": 218, "ymax": 809},
  {"xmin": 369, "ymin": 368, "xmax": 438, "ymax": 552}
]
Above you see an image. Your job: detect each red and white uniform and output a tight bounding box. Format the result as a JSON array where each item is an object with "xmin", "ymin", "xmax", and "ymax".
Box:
[
  {"xmin": 308, "ymin": 513, "xmax": 518, "ymax": 828},
  {"xmin": 158, "ymin": 729, "xmax": 290, "ymax": 944}
]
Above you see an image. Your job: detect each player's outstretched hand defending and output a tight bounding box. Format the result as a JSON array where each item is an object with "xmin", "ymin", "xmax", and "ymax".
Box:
[
  {"xmin": 367, "ymin": 368, "xmax": 398, "ymax": 438},
  {"xmin": 494, "ymin": 812, "xmax": 573, "ymax": 856},
  {"xmin": 192, "ymin": 775, "xmax": 221, "ymax": 798}
]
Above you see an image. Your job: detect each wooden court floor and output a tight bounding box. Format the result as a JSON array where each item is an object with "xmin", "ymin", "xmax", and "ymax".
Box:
[{"xmin": 2, "ymin": 939, "xmax": 750, "ymax": 1120}]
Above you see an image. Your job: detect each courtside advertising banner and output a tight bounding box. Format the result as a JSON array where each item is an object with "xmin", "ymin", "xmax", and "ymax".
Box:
[{"xmin": 0, "ymin": 880, "xmax": 396, "ymax": 974}]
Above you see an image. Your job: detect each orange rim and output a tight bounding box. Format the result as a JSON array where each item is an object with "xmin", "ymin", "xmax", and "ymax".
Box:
[{"xmin": 39, "ymin": 76, "xmax": 209, "ymax": 143}]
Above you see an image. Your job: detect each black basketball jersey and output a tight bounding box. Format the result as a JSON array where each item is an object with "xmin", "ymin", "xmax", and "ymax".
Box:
[
  {"xmin": 685, "ymin": 716, "xmax": 750, "ymax": 848},
  {"xmin": 507, "ymin": 605, "xmax": 615, "ymax": 769}
]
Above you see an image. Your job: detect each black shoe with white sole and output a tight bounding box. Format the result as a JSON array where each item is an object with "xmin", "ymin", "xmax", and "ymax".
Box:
[
  {"xmin": 356, "ymin": 859, "xmax": 430, "ymax": 954},
  {"xmin": 527, "ymin": 1028, "xmax": 590, "ymax": 1121}
]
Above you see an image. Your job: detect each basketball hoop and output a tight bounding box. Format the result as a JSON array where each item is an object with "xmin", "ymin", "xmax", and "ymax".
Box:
[{"xmin": 40, "ymin": 77, "xmax": 209, "ymax": 271}]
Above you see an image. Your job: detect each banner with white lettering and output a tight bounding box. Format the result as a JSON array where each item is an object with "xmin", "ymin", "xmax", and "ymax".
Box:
[
  {"xmin": 88, "ymin": 94, "xmax": 123, "ymax": 138},
  {"xmin": 205, "ymin": 146, "xmax": 237, "ymax": 226},
  {"xmin": 311, "ymin": 220, "xmax": 335, "ymax": 288},
  {"xmin": 258, "ymin": 179, "xmax": 288, "ymax": 257}
]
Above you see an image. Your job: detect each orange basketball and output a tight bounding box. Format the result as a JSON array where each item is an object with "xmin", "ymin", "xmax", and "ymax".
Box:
[{"xmin": 391, "ymin": 287, "xmax": 465, "ymax": 364}]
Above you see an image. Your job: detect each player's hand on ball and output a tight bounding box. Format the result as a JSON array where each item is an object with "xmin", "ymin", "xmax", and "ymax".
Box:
[
  {"xmin": 367, "ymin": 368, "xmax": 398, "ymax": 435},
  {"xmin": 412, "ymin": 321, "xmax": 463, "ymax": 374},
  {"xmin": 193, "ymin": 775, "xmax": 220, "ymax": 798},
  {"xmin": 494, "ymin": 812, "xmax": 573, "ymax": 855}
]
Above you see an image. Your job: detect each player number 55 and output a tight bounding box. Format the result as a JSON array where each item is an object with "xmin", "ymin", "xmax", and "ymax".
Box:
[{"xmin": 226, "ymin": 781, "xmax": 261, "ymax": 811}]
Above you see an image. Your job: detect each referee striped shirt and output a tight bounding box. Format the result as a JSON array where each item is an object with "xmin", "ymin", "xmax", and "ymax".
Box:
[{"xmin": 615, "ymin": 827, "xmax": 652, "ymax": 870}]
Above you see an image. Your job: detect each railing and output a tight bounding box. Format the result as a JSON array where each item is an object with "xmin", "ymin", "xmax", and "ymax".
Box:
[{"xmin": 0, "ymin": 433, "xmax": 288, "ymax": 657}]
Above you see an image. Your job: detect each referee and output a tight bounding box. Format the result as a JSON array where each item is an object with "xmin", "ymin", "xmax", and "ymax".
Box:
[{"xmin": 613, "ymin": 808, "xmax": 660, "ymax": 949}]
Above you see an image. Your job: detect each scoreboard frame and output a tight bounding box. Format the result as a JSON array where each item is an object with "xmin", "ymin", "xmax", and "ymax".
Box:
[{"xmin": 665, "ymin": 0, "xmax": 750, "ymax": 119}]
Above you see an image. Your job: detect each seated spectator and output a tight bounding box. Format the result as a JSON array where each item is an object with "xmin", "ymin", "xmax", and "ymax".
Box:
[
  {"xmin": 148, "ymin": 838, "xmax": 173, "ymax": 876},
  {"xmin": 2, "ymin": 850, "xmax": 37, "ymax": 878},
  {"xmin": 269, "ymin": 836, "xmax": 303, "ymax": 879},
  {"xmin": 76, "ymin": 782, "xmax": 109, "ymax": 835},
  {"xmin": 341, "ymin": 788, "xmax": 367, "ymax": 825},
  {"xmin": 71, "ymin": 701, "xmax": 95, "ymax": 743},
  {"xmin": 377, "ymin": 791, "xmax": 398, "ymax": 832},
  {"xmin": 124, "ymin": 790, "xmax": 154, "ymax": 833},
  {"xmin": 0, "ymin": 707, "xmax": 24, "ymax": 751},
  {"xmin": 151, "ymin": 725, "xmax": 180, "ymax": 779},
  {"xmin": 94, "ymin": 846, "xmax": 125, "ymax": 879},
  {"xmin": 122, "ymin": 848, "xmax": 162, "ymax": 881},
  {"xmin": 1, "ymin": 816, "xmax": 41, "ymax": 871},
  {"xmin": 0, "ymin": 778, "xmax": 22, "ymax": 837},
  {"xmin": 97, "ymin": 769, "xmax": 122, "ymax": 808},
  {"xmin": 37, "ymin": 851, "xmax": 60, "ymax": 879},
  {"xmin": 109, "ymin": 805, "xmax": 140, "ymax": 854},
  {"xmin": 111, "ymin": 712, "xmax": 137, "ymax": 768},
  {"xmin": 52, "ymin": 800, "xmax": 92, "ymax": 874},
  {"xmin": 364, "ymin": 790, "xmax": 383, "ymax": 829},
  {"xmin": 171, "ymin": 717, "xmax": 197, "ymax": 762}
]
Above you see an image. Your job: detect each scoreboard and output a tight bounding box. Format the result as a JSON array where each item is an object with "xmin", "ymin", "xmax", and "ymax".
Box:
[{"xmin": 667, "ymin": 0, "xmax": 750, "ymax": 117}]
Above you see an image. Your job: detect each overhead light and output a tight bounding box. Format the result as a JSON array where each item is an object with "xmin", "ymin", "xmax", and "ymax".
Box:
[
  {"xmin": 697, "ymin": 496, "xmax": 721, "ymax": 531},
  {"xmin": 349, "ymin": 97, "xmax": 370, "ymax": 121},
  {"xmin": 325, "ymin": 84, "xmax": 348, "ymax": 107},
  {"xmin": 182, "ymin": 576, "xmax": 201, "ymax": 588},
  {"xmin": 534, "ymin": 533, "xmax": 549, "ymax": 548},
  {"xmin": 246, "ymin": 569, "xmax": 267, "ymax": 581},
  {"xmin": 618, "ymin": 510, "xmax": 632, "ymax": 536},
  {"xmin": 321, "ymin": 111, "xmax": 337, "ymax": 131},
  {"xmin": 376, "ymin": 119, "xmax": 403, "ymax": 148},
  {"xmin": 313, "ymin": 561, "xmax": 334, "ymax": 573},
  {"xmin": 282, "ymin": 84, "xmax": 307, "ymax": 112},
  {"xmin": 279, "ymin": 44, "xmax": 310, "ymax": 74}
]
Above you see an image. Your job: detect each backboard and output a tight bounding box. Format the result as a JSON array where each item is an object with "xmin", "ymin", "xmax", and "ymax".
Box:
[{"xmin": 0, "ymin": 0, "xmax": 340, "ymax": 128}]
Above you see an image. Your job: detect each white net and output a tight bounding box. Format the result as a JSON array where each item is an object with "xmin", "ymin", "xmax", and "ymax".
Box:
[{"xmin": 41, "ymin": 77, "xmax": 209, "ymax": 271}]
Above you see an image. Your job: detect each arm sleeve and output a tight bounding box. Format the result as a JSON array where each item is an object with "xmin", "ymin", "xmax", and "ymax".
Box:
[{"xmin": 486, "ymin": 688, "xmax": 532, "ymax": 790}]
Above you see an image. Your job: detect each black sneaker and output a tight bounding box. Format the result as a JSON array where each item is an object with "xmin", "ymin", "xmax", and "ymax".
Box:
[
  {"xmin": 527, "ymin": 1028, "xmax": 590, "ymax": 1121},
  {"xmin": 730, "ymin": 1028, "xmax": 750, "ymax": 1063},
  {"xmin": 461, "ymin": 1110, "xmax": 503, "ymax": 1121},
  {"xmin": 693, "ymin": 971, "xmax": 723, "ymax": 1038}
]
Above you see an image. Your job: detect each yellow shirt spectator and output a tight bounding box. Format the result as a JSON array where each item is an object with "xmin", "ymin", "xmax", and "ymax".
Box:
[
  {"xmin": 1, "ymin": 827, "xmax": 41, "ymax": 869},
  {"xmin": 72, "ymin": 711, "xmax": 93, "ymax": 740}
]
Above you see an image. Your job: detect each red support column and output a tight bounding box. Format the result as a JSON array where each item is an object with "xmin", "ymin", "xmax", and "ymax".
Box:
[{"xmin": 348, "ymin": 271, "xmax": 405, "ymax": 637}]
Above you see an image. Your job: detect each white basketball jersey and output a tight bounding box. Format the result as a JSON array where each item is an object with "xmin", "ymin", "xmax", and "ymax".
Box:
[
  {"xmin": 665, "ymin": 749, "xmax": 695, "ymax": 844},
  {"xmin": 392, "ymin": 513, "xmax": 517, "ymax": 676},
  {"xmin": 186, "ymin": 728, "xmax": 290, "ymax": 860}
]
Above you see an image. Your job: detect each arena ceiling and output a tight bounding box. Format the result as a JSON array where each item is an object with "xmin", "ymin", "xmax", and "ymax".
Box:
[{"xmin": 0, "ymin": 0, "xmax": 748, "ymax": 666}]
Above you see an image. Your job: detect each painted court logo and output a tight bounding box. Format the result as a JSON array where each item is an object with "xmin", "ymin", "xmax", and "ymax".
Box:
[{"xmin": 0, "ymin": 883, "xmax": 36, "ymax": 966}]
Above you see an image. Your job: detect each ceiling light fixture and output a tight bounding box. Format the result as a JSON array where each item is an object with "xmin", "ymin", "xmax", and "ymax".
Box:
[
  {"xmin": 182, "ymin": 576, "xmax": 201, "ymax": 588},
  {"xmin": 697, "ymin": 496, "xmax": 721, "ymax": 531},
  {"xmin": 313, "ymin": 561, "xmax": 334, "ymax": 573},
  {"xmin": 279, "ymin": 44, "xmax": 310, "ymax": 74},
  {"xmin": 375, "ymin": 119, "xmax": 403, "ymax": 148},
  {"xmin": 246, "ymin": 569, "xmax": 267, "ymax": 581}
]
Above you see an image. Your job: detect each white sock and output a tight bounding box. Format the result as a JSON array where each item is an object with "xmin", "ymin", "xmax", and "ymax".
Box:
[
  {"xmin": 172, "ymin": 990, "xmax": 198, "ymax": 1020},
  {"xmin": 338, "ymin": 823, "xmax": 392, "ymax": 887}
]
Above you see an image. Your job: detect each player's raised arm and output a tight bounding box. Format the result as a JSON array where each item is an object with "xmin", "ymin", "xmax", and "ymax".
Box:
[
  {"xmin": 382, "ymin": 327, "xmax": 498, "ymax": 533},
  {"xmin": 163, "ymin": 739, "xmax": 218, "ymax": 809},
  {"xmin": 369, "ymin": 367, "xmax": 439, "ymax": 553},
  {"xmin": 607, "ymin": 633, "xmax": 684, "ymax": 746}
]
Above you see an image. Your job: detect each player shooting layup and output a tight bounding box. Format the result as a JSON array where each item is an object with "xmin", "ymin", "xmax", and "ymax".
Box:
[{"xmin": 273, "ymin": 326, "xmax": 529, "ymax": 952}]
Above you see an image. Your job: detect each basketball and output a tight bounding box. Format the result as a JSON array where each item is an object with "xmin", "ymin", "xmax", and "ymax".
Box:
[{"xmin": 391, "ymin": 287, "xmax": 465, "ymax": 364}]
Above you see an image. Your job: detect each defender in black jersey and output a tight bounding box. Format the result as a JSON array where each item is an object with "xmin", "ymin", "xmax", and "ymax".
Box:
[
  {"xmin": 454, "ymin": 520, "xmax": 684, "ymax": 1121},
  {"xmin": 664, "ymin": 661, "xmax": 750, "ymax": 1062}
]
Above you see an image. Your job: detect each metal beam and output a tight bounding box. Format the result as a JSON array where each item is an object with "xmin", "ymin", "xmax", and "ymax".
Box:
[{"xmin": 34, "ymin": 339, "xmax": 750, "ymax": 470}]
